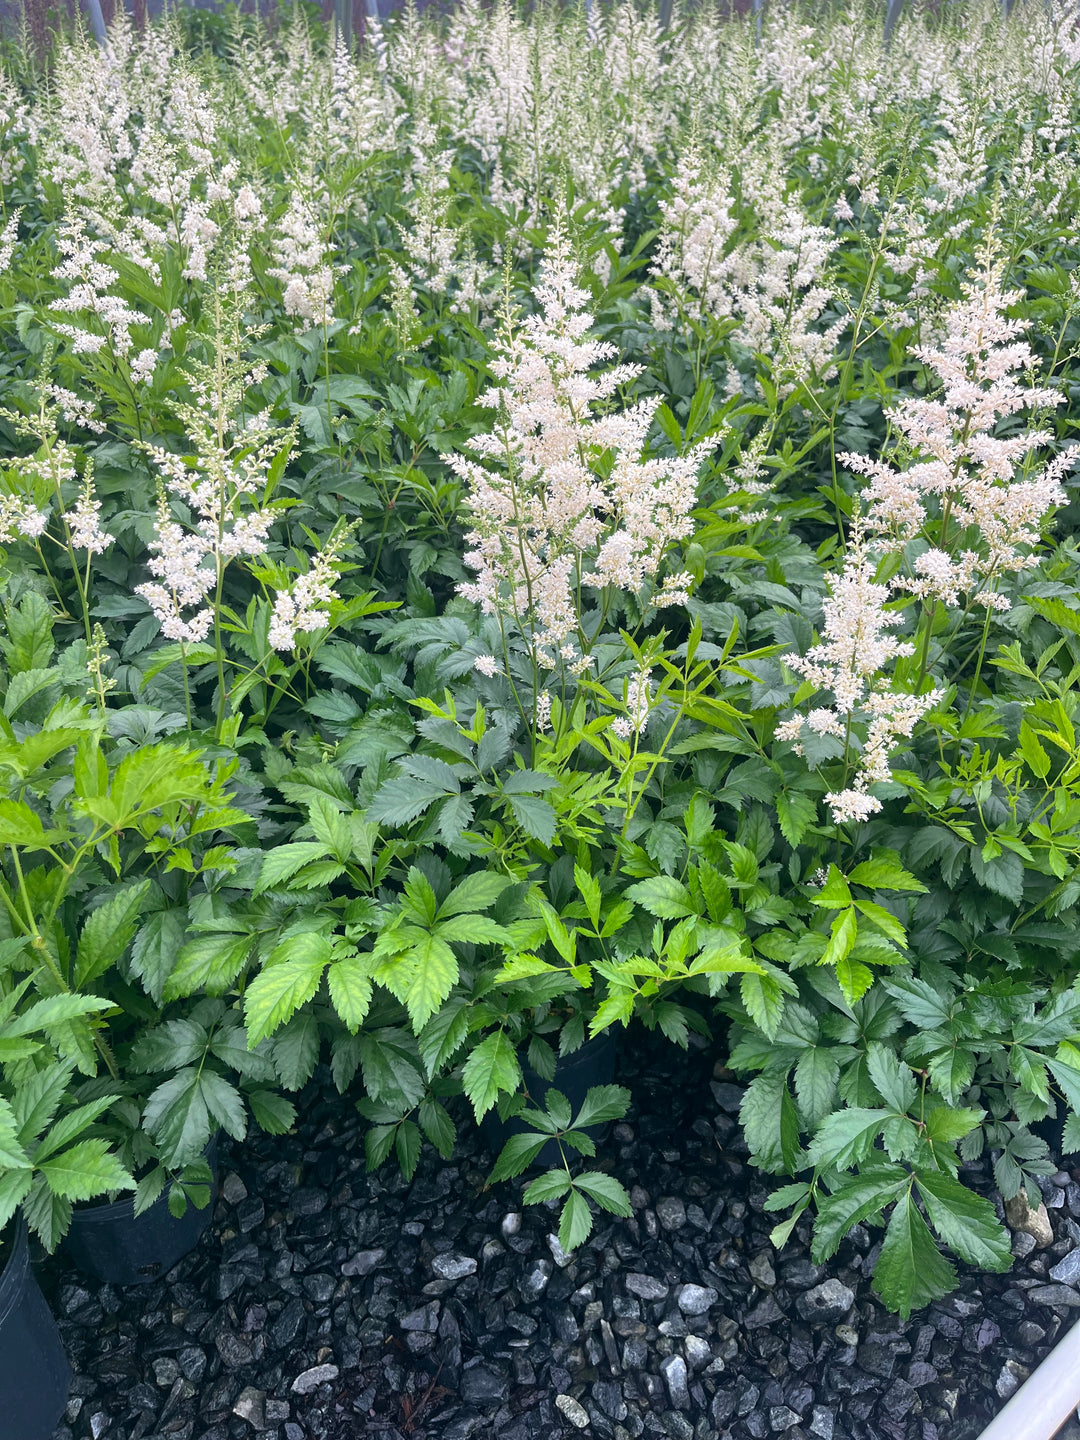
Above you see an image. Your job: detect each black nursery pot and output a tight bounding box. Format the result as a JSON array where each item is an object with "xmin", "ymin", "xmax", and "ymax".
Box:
[
  {"xmin": 0, "ymin": 1220, "xmax": 71, "ymax": 1440},
  {"xmin": 63, "ymin": 1137, "xmax": 220, "ymax": 1287},
  {"xmin": 481, "ymin": 1030, "xmax": 617, "ymax": 1168}
]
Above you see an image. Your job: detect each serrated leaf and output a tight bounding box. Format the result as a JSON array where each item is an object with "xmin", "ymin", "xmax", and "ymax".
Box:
[
  {"xmin": 395, "ymin": 1119, "xmax": 422, "ymax": 1180},
  {"xmin": 244, "ymin": 936, "xmax": 332, "ymax": 1046},
  {"xmin": 849, "ymin": 856, "xmax": 926, "ymax": 892},
  {"xmin": 873, "ymin": 1188, "xmax": 957, "ymax": 1318},
  {"xmin": 626, "ymin": 876, "xmax": 697, "ymax": 919},
  {"xmin": 836, "ymin": 954, "xmax": 875, "ymax": 1005},
  {"xmin": 740, "ymin": 1070, "xmax": 802, "ymax": 1174},
  {"xmin": 574, "ymin": 1084, "xmax": 631, "ymax": 1130},
  {"xmin": 462, "ymin": 1031, "xmax": 521, "ymax": 1120},
  {"xmin": 558, "ymin": 1187, "xmax": 594, "ymax": 1251},
  {"xmin": 130, "ymin": 909, "xmax": 187, "ymax": 1004},
  {"xmin": 270, "ymin": 1013, "xmax": 321, "ymax": 1090},
  {"xmin": 914, "ymin": 1169, "xmax": 1012, "ymax": 1272},
  {"xmin": 166, "ymin": 931, "xmax": 256, "ymax": 999},
  {"xmin": 418, "ymin": 1098, "xmax": 456, "ymax": 1158},
  {"xmin": 254, "ymin": 842, "xmax": 329, "ymax": 893},
  {"xmin": 812, "ymin": 1164, "xmax": 908, "ymax": 1262},
  {"xmin": 507, "ymin": 793, "xmax": 557, "ymax": 846},
  {"xmin": 522, "ymin": 1169, "xmax": 571, "ymax": 1203},
  {"xmin": 777, "ymin": 792, "xmax": 816, "ymax": 847},
  {"xmin": 575, "ymin": 865, "xmax": 602, "ymax": 927},
  {"xmin": 142, "ymin": 1068, "xmax": 211, "ymax": 1166},
  {"xmin": 741, "ymin": 971, "xmax": 787, "ymax": 1039},
  {"xmin": 806, "ymin": 1107, "xmax": 889, "ymax": 1169},
  {"xmin": 247, "ymin": 1090, "xmax": 296, "ymax": 1134},
  {"xmin": 437, "ymin": 871, "xmax": 513, "ymax": 918},
  {"xmin": 867, "ymin": 1043, "xmax": 918, "ymax": 1114},
  {"xmin": 38, "ymin": 1139, "xmax": 133, "ymax": 1201},
  {"xmin": 418, "ymin": 998, "xmax": 471, "ymax": 1078},
  {"xmin": 490, "ymin": 1131, "xmax": 551, "ymax": 1182},
  {"xmin": 794, "ymin": 1046, "xmax": 839, "ymax": 1126},
  {"xmin": 574, "ymin": 1171, "xmax": 633, "ymax": 1216},
  {"xmin": 327, "ymin": 953, "xmax": 373, "ymax": 1032},
  {"xmin": 75, "ymin": 881, "xmax": 150, "ymax": 987},
  {"xmin": 358, "ymin": 1031, "xmax": 425, "ymax": 1109}
]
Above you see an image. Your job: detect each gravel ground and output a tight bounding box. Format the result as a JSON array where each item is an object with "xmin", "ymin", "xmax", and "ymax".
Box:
[{"xmin": 41, "ymin": 1030, "xmax": 1080, "ymax": 1440}]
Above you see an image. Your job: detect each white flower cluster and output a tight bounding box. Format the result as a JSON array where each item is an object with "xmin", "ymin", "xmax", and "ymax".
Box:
[
  {"xmin": 841, "ymin": 254, "xmax": 1077, "ymax": 610},
  {"xmin": 267, "ymin": 193, "xmax": 337, "ymax": 330},
  {"xmin": 453, "ymin": 220, "xmax": 704, "ymax": 671},
  {"xmin": 268, "ymin": 529, "xmax": 351, "ymax": 652},
  {"xmin": 775, "ymin": 537, "xmax": 942, "ymax": 825}
]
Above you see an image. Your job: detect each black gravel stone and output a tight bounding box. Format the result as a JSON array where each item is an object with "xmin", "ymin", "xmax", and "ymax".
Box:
[{"xmin": 37, "ymin": 1035, "xmax": 1080, "ymax": 1440}]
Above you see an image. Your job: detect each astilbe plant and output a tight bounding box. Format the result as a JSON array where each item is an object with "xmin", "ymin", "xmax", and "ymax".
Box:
[{"xmin": 452, "ymin": 219, "xmax": 705, "ymax": 697}]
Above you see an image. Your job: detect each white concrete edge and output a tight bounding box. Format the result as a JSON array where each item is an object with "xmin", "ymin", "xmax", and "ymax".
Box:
[{"xmin": 976, "ymin": 1315, "xmax": 1080, "ymax": 1440}]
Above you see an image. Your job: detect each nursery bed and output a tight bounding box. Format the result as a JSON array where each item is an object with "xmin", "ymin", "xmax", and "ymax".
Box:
[{"xmin": 42, "ymin": 1033, "xmax": 1080, "ymax": 1440}]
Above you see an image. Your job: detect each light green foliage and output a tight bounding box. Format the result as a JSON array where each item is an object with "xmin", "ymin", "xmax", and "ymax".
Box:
[{"xmin": 0, "ymin": 0, "xmax": 1078, "ymax": 1316}]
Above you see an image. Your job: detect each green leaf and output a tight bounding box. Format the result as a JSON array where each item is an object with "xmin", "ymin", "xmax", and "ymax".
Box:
[
  {"xmin": 883, "ymin": 976, "xmax": 952, "ymax": 1029},
  {"xmin": 130, "ymin": 909, "xmax": 187, "ymax": 1004},
  {"xmin": 776, "ymin": 792, "xmax": 816, "ymax": 847},
  {"xmin": 437, "ymin": 872, "xmax": 513, "ymax": 918},
  {"xmin": 574, "ymin": 1085, "xmax": 631, "ymax": 1130},
  {"xmin": 37, "ymin": 1139, "xmax": 133, "ymax": 1201},
  {"xmin": 270, "ymin": 1013, "xmax": 321, "ymax": 1091},
  {"xmin": 741, "ymin": 971, "xmax": 787, "ymax": 1040},
  {"xmin": 574, "ymin": 1171, "xmax": 633, "ymax": 1216},
  {"xmin": 396, "ymin": 932, "xmax": 459, "ymax": 1033},
  {"xmin": 254, "ymin": 842, "xmax": 330, "ymax": 894},
  {"xmin": 872, "ymin": 1188, "xmax": 957, "ymax": 1318},
  {"xmin": 821, "ymin": 907, "xmax": 858, "ymax": 969},
  {"xmin": 244, "ymin": 935, "xmax": 332, "ymax": 1046},
  {"xmin": 928, "ymin": 1047, "xmax": 977, "ymax": 1106},
  {"xmin": 395, "ymin": 1119, "xmax": 422, "ymax": 1180},
  {"xmin": 867, "ymin": 1044, "xmax": 918, "ymax": 1114},
  {"xmin": 0, "ymin": 1168, "xmax": 33, "ymax": 1231},
  {"xmin": 806, "ymin": 1107, "xmax": 889, "ymax": 1169},
  {"xmin": 507, "ymin": 793, "xmax": 557, "ymax": 846},
  {"xmin": 35, "ymin": 1096, "xmax": 119, "ymax": 1161},
  {"xmin": 1062, "ymin": 1113, "xmax": 1080, "ymax": 1155},
  {"xmin": 923, "ymin": 1106, "xmax": 983, "ymax": 1146},
  {"xmin": 327, "ymin": 953, "xmax": 374, "ymax": 1032},
  {"xmin": 740, "ymin": 1070, "xmax": 803, "ymax": 1174},
  {"xmin": 358, "ymin": 1031, "xmax": 425, "ymax": 1109},
  {"xmin": 22, "ymin": 1178, "xmax": 71, "ymax": 1252},
  {"xmin": 462, "ymin": 1032, "xmax": 521, "ymax": 1120},
  {"xmin": 142, "ymin": 1068, "xmax": 211, "ymax": 1166},
  {"xmin": 914, "ymin": 1170, "xmax": 1012, "ymax": 1272},
  {"xmin": 626, "ymin": 876, "xmax": 697, "ymax": 919},
  {"xmin": 812, "ymin": 1163, "xmax": 908, "ymax": 1262},
  {"xmin": 489, "ymin": 1131, "xmax": 551, "ymax": 1182},
  {"xmin": 836, "ymin": 954, "xmax": 875, "ymax": 1005},
  {"xmin": 418, "ymin": 1098, "xmax": 456, "ymax": 1157},
  {"xmin": 247, "ymin": 1090, "xmax": 296, "ymax": 1134},
  {"xmin": 522, "ymin": 1169, "xmax": 571, "ymax": 1204},
  {"xmin": 854, "ymin": 900, "xmax": 907, "ymax": 948},
  {"xmin": 0, "ymin": 799, "xmax": 53, "ymax": 847},
  {"xmin": 558, "ymin": 1187, "xmax": 594, "ymax": 1251},
  {"xmin": 849, "ymin": 855, "xmax": 926, "ymax": 892},
  {"xmin": 75, "ymin": 881, "xmax": 150, "ymax": 987},
  {"xmin": 199, "ymin": 1072, "xmax": 247, "ymax": 1140},
  {"xmin": 575, "ymin": 865, "xmax": 602, "ymax": 927},
  {"xmin": 794, "ymin": 1047, "xmax": 839, "ymax": 1127},
  {"xmin": 166, "ymin": 931, "xmax": 257, "ymax": 999},
  {"xmin": 418, "ymin": 998, "xmax": 471, "ymax": 1078}
]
